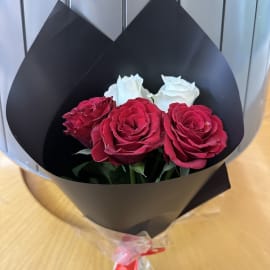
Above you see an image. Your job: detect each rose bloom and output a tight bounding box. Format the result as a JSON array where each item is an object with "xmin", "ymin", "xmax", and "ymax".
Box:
[
  {"xmin": 104, "ymin": 74, "xmax": 152, "ymax": 106},
  {"xmin": 63, "ymin": 97, "xmax": 115, "ymax": 148},
  {"xmin": 152, "ymin": 75, "xmax": 200, "ymax": 112},
  {"xmin": 164, "ymin": 103, "xmax": 227, "ymax": 169},
  {"xmin": 91, "ymin": 98, "xmax": 164, "ymax": 165}
]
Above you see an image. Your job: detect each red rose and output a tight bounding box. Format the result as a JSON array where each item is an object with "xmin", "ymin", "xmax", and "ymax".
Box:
[
  {"xmin": 63, "ymin": 97, "xmax": 115, "ymax": 147},
  {"xmin": 91, "ymin": 98, "xmax": 164, "ymax": 165},
  {"xmin": 164, "ymin": 103, "xmax": 227, "ymax": 169}
]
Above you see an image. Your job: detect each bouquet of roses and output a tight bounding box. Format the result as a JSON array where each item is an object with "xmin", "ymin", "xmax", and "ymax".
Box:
[
  {"xmin": 63, "ymin": 74, "xmax": 227, "ymax": 185},
  {"xmin": 6, "ymin": 0, "xmax": 244, "ymax": 269}
]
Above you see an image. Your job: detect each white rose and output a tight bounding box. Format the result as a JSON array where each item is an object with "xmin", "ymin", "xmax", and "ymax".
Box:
[
  {"xmin": 104, "ymin": 74, "xmax": 152, "ymax": 106},
  {"xmin": 152, "ymin": 75, "xmax": 200, "ymax": 112}
]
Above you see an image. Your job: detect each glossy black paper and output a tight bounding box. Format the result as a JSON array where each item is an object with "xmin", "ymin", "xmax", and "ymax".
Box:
[{"xmin": 7, "ymin": 0, "xmax": 243, "ymax": 236}]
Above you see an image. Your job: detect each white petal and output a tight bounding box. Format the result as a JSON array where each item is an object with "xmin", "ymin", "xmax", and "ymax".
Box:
[
  {"xmin": 161, "ymin": 74, "xmax": 182, "ymax": 84},
  {"xmin": 141, "ymin": 87, "xmax": 153, "ymax": 100},
  {"xmin": 116, "ymin": 75, "xmax": 142, "ymax": 105},
  {"xmin": 104, "ymin": 84, "xmax": 117, "ymax": 98},
  {"xmin": 152, "ymin": 92, "xmax": 172, "ymax": 112},
  {"xmin": 157, "ymin": 75, "xmax": 200, "ymax": 107},
  {"xmin": 104, "ymin": 74, "xmax": 153, "ymax": 106}
]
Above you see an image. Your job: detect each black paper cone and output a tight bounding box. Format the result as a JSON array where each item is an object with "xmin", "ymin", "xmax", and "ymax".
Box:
[{"xmin": 7, "ymin": 0, "xmax": 243, "ymax": 236}]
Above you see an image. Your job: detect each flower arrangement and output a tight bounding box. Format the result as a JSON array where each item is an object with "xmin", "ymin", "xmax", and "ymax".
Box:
[
  {"xmin": 6, "ymin": 1, "xmax": 244, "ymax": 268},
  {"xmin": 63, "ymin": 75, "xmax": 227, "ymax": 184},
  {"xmin": 7, "ymin": 0, "xmax": 244, "ymax": 236}
]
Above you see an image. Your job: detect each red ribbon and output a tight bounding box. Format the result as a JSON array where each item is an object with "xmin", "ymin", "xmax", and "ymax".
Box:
[{"xmin": 115, "ymin": 247, "xmax": 165, "ymax": 270}]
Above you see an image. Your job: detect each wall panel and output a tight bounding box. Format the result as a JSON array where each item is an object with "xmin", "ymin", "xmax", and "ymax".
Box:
[
  {"xmin": 126, "ymin": 0, "xmax": 149, "ymax": 26},
  {"xmin": 222, "ymin": 0, "xmax": 257, "ymax": 107},
  {"xmin": 240, "ymin": 0, "xmax": 270, "ymax": 150},
  {"xmin": 0, "ymin": 0, "xmax": 37, "ymax": 171},
  {"xmin": 181, "ymin": 0, "xmax": 223, "ymax": 47},
  {"xmin": 71, "ymin": 0, "xmax": 122, "ymax": 40},
  {"xmin": 23, "ymin": 0, "xmax": 58, "ymax": 49}
]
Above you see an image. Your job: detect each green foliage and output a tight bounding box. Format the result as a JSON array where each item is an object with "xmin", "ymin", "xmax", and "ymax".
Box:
[
  {"xmin": 180, "ymin": 167, "xmax": 190, "ymax": 176},
  {"xmin": 74, "ymin": 148, "xmax": 91, "ymax": 155},
  {"xmin": 155, "ymin": 162, "xmax": 176, "ymax": 183},
  {"xmin": 70, "ymin": 149, "xmax": 190, "ymax": 184},
  {"xmin": 129, "ymin": 162, "xmax": 146, "ymax": 177},
  {"xmin": 72, "ymin": 160, "xmax": 129, "ymax": 184}
]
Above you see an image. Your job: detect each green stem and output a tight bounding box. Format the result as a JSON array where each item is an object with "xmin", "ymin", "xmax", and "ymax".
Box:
[
  {"xmin": 129, "ymin": 165, "xmax": 136, "ymax": 184},
  {"xmin": 180, "ymin": 167, "xmax": 190, "ymax": 176},
  {"xmin": 163, "ymin": 167, "xmax": 175, "ymax": 180},
  {"xmin": 138, "ymin": 174, "xmax": 146, "ymax": 183}
]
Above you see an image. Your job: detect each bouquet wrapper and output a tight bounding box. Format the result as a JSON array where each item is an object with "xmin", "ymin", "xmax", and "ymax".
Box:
[
  {"xmin": 7, "ymin": 0, "xmax": 243, "ymax": 242},
  {"xmin": 64, "ymin": 203, "xmax": 224, "ymax": 269},
  {"xmin": 76, "ymin": 216, "xmax": 169, "ymax": 270}
]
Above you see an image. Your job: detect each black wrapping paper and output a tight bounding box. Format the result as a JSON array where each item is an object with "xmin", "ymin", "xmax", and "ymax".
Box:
[{"xmin": 7, "ymin": 0, "xmax": 243, "ymax": 236}]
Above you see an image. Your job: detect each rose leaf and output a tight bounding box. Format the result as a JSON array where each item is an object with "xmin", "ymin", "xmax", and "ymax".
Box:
[
  {"xmin": 72, "ymin": 161, "xmax": 91, "ymax": 177},
  {"xmin": 130, "ymin": 162, "xmax": 146, "ymax": 177},
  {"xmin": 155, "ymin": 162, "xmax": 176, "ymax": 183},
  {"xmin": 74, "ymin": 148, "xmax": 91, "ymax": 155}
]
